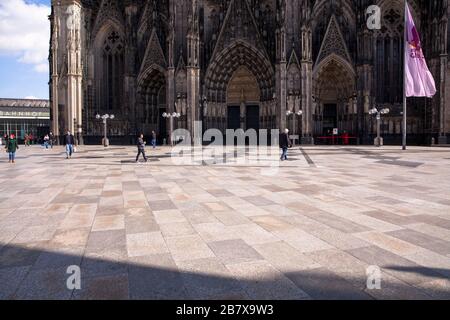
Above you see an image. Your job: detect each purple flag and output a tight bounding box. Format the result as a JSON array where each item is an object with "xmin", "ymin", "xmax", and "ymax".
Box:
[{"xmin": 404, "ymin": 2, "xmax": 436, "ymax": 98}]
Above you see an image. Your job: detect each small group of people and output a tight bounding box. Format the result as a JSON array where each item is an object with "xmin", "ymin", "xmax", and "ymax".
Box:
[
  {"xmin": 135, "ymin": 131, "xmax": 157, "ymax": 163},
  {"xmin": 43, "ymin": 132, "xmax": 55, "ymax": 149}
]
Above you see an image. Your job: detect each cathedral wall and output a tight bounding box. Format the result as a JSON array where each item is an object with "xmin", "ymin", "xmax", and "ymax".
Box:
[
  {"xmin": 50, "ymin": 0, "xmax": 448, "ymax": 145},
  {"xmin": 445, "ymin": 62, "xmax": 450, "ymax": 136}
]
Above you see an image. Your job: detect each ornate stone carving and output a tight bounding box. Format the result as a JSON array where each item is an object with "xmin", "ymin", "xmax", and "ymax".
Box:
[{"xmin": 316, "ymin": 15, "xmax": 352, "ymax": 66}]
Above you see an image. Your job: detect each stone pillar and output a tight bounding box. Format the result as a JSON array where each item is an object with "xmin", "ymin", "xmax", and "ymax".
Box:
[
  {"xmin": 301, "ymin": 61, "xmax": 313, "ymax": 143},
  {"xmin": 76, "ymin": 76, "xmax": 83, "ymax": 144},
  {"xmin": 167, "ymin": 69, "xmax": 175, "ymax": 110},
  {"xmin": 63, "ymin": 0, "xmax": 83, "ymax": 144},
  {"xmin": 125, "ymin": 3, "xmax": 138, "ymax": 139},
  {"xmin": 50, "ymin": 10, "xmax": 60, "ymax": 144},
  {"xmin": 166, "ymin": 6, "xmax": 176, "ymax": 133},
  {"xmin": 167, "ymin": 17, "xmax": 176, "ymax": 120},
  {"xmin": 356, "ymin": 27, "xmax": 374, "ymax": 145},
  {"xmin": 187, "ymin": 65, "xmax": 200, "ymax": 144},
  {"xmin": 187, "ymin": 0, "xmax": 201, "ymax": 145},
  {"xmin": 301, "ymin": 25, "xmax": 314, "ymax": 144},
  {"xmin": 276, "ymin": 63, "xmax": 287, "ymax": 131},
  {"xmin": 275, "ymin": 22, "xmax": 287, "ymax": 131}
]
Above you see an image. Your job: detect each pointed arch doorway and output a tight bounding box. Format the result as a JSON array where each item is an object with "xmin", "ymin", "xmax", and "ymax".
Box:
[
  {"xmin": 204, "ymin": 40, "xmax": 275, "ymax": 137},
  {"xmin": 226, "ymin": 66, "xmax": 261, "ymax": 132},
  {"xmin": 137, "ymin": 66, "xmax": 167, "ymax": 142},
  {"xmin": 313, "ymin": 55, "xmax": 357, "ymax": 140}
]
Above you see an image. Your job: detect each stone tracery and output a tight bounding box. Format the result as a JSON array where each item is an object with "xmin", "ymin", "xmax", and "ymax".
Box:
[{"xmin": 49, "ymin": 0, "xmax": 449, "ymax": 145}]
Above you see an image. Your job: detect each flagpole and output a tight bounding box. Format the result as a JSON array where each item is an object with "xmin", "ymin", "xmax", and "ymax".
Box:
[{"xmin": 402, "ymin": 0, "xmax": 407, "ymax": 151}]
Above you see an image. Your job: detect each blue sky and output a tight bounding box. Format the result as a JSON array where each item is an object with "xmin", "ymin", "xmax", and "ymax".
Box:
[{"xmin": 0, "ymin": 0, "xmax": 51, "ymax": 99}]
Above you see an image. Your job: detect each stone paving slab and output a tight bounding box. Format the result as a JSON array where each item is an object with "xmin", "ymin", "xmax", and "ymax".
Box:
[{"xmin": 0, "ymin": 145, "xmax": 449, "ymax": 299}]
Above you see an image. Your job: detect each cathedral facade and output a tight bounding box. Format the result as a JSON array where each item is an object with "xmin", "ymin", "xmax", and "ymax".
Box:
[{"xmin": 49, "ymin": 0, "xmax": 450, "ymax": 145}]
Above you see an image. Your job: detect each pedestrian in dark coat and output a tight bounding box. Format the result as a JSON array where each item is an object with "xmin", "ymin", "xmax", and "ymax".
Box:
[
  {"xmin": 64, "ymin": 131, "xmax": 75, "ymax": 159},
  {"xmin": 279, "ymin": 129, "xmax": 292, "ymax": 161},
  {"xmin": 136, "ymin": 133, "xmax": 148, "ymax": 162},
  {"xmin": 6, "ymin": 134, "xmax": 19, "ymax": 163},
  {"xmin": 49, "ymin": 132, "xmax": 55, "ymax": 148}
]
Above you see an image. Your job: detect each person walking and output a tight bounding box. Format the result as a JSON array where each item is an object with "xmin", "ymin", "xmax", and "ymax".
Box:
[
  {"xmin": 44, "ymin": 134, "xmax": 50, "ymax": 149},
  {"xmin": 151, "ymin": 131, "xmax": 157, "ymax": 149},
  {"xmin": 24, "ymin": 134, "xmax": 29, "ymax": 147},
  {"xmin": 5, "ymin": 134, "xmax": 19, "ymax": 163},
  {"xmin": 49, "ymin": 131, "xmax": 55, "ymax": 148},
  {"xmin": 136, "ymin": 133, "xmax": 148, "ymax": 163},
  {"xmin": 279, "ymin": 129, "xmax": 292, "ymax": 161},
  {"xmin": 64, "ymin": 131, "xmax": 75, "ymax": 159}
]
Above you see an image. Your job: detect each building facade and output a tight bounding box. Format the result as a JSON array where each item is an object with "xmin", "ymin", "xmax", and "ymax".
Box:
[
  {"xmin": 49, "ymin": 0, "xmax": 450, "ymax": 145},
  {"xmin": 0, "ymin": 99, "xmax": 50, "ymax": 144}
]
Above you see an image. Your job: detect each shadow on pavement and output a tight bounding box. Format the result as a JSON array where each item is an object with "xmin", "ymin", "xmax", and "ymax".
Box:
[{"xmin": 0, "ymin": 244, "xmax": 449, "ymax": 300}]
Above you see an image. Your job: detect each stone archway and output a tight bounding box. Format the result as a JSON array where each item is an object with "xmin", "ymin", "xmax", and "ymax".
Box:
[
  {"xmin": 313, "ymin": 54, "xmax": 356, "ymax": 138},
  {"xmin": 204, "ymin": 40, "xmax": 274, "ymax": 132},
  {"xmin": 226, "ymin": 66, "xmax": 261, "ymax": 131},
  {"xmin": 136, "ymin": 66, "xmax": 166, "ymax": 139}
]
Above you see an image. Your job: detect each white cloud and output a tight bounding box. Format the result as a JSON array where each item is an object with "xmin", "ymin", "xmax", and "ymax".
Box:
[
  {"xmin": 0, "ymin": 0, "xmax": 50, "ymax": 73},
  {"xmin": 24, "ymin": 95, "xmax": 39, "ymax": 99}
]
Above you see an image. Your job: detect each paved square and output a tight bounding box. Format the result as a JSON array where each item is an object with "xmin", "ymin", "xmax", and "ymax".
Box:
[{"xmin": 0, "ymin": 145, "xmax": 449, "ymax": 300}]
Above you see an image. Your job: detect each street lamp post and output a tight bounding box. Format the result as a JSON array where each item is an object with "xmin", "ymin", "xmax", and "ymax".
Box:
[
  {"xmin": 163, "ymin": 112, "xmax": 181, "ymax": 146},
  {"xmin": 369, "ymin": 107, "xmax": 390, "ymax": 147},
  {"xmin": 96, "ymin": 113, "xmax": 114, "ymax": 147},
  {"xmin": 286, "ymin": 110, "xmax": 303, "ymax": 146}
]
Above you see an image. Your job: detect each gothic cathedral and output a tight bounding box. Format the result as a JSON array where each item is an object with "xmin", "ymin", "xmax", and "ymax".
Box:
[{"xmin": 49, "ymin": 0, "xmax": 450, "ymax": 145}]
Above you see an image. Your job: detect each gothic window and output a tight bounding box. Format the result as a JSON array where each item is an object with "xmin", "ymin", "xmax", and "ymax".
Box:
[
  {"xmin": 375, "ymin": 8, "xmax": 403, "ymax": 104},
  {"xmin": 100, "ymin": 30, "xmax": 124, "ymax": 112}
]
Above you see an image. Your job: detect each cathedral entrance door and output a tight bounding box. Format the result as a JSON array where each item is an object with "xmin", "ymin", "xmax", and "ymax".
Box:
[
  {"xmin": 323, "ymin": 104, "xmax": 337, "ymax": 136},
  {"xmin": 246, "ymin": 105, "xmax": 260, "ymax": 145},
  {"xmin": 246, "ymin": 105, "xmax": 260, "ymax": 132},
  {"xmin": 227, "ymin": 106, "xmax": 241, "ymax": 131},
  {"xmin": 313, "ymin": 55, "xmax": 356, "ymax": 144}
]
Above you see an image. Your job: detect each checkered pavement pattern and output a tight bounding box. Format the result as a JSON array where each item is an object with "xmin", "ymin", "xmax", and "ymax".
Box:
[{"xmin": 0, "ymin": 145, "xmax": 449, "ymax": 299}]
